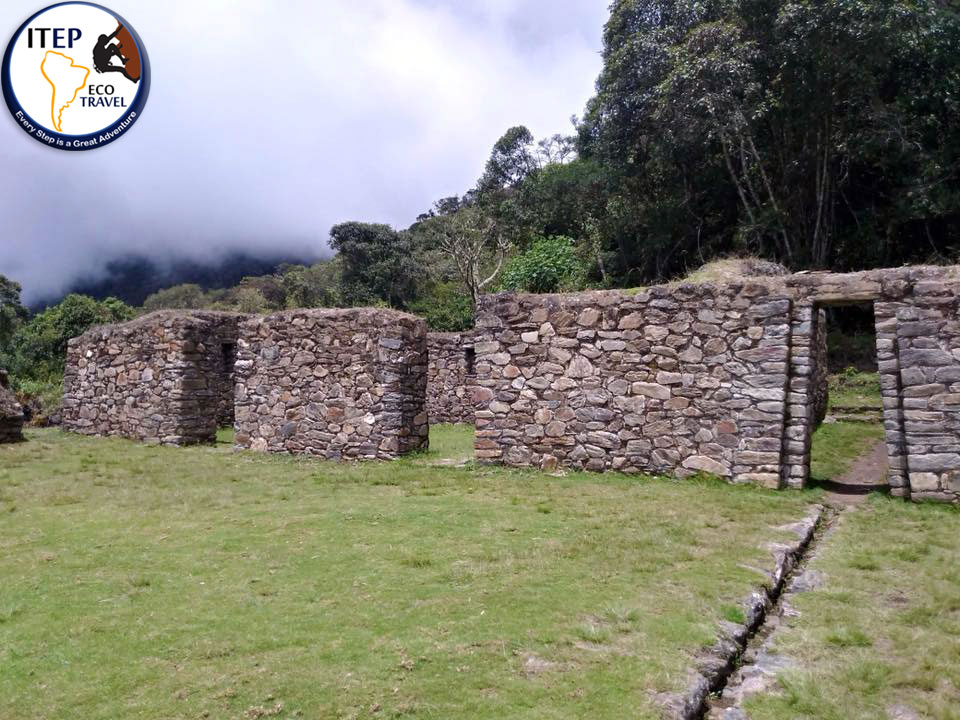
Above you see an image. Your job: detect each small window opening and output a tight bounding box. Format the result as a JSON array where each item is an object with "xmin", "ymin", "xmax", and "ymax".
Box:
[
  {"xmin": 222, "ymin": 343, "xmax": 237, "ymax": 373},
  {"xmin": 465, "ymin": 347, "xmax": 476, "ymax": 376}
]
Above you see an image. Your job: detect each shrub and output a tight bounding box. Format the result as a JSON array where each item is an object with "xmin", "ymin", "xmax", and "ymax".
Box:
[
  {"xmin": 500, "ymin": 235, "xmax": 589, "ymax": 293},
  {"xmin": 408, "ymin": 281, "xmax": 474, "ymax": 331}
]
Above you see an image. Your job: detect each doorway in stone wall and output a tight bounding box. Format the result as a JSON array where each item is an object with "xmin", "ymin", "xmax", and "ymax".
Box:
[
  {"xmin": 218, "ymin": 342, "xmax": 238, "ymax": 431},
  {"xmin": 807, "ymin": 302, "xmax": 889, "ymax": 498}
]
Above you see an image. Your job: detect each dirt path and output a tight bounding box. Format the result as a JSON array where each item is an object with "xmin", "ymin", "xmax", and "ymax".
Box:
[{"xmin": 821, "ymin": 440, "xmax": 889, "ymax": 505}]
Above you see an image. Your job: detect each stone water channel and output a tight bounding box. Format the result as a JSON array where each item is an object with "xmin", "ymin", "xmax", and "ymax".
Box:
[{"xmin": 704, "ymin": 510, "xmax": 837, "ymax": 719}]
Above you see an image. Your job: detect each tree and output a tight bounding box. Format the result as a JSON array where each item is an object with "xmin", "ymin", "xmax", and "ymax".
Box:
[
  {"xmin": 143, "ymin": 284, "xmax": 210, "ymax": 312},
  {"xmin": 475, "ymin": 126, "xmax": 580, "ymax": 254},
  {"xmin": 280, "ymin": 260, "xmax": 342, "ymax": 309},
  {"xmin": 6, "ymin": 294, "xmax": 134, "ymax": 383},
  {"xmin": 329, "ymin": 222, "xmax": 417, "ymax": 307},
  {"xmin": 420, "ymin": 206, "xmax": 510, "ymax": 306},
  {"xmin": 477, "ymin": 126, "xmax": 541, "ymax": 194},
  {"xmin": 579, "ymin": 0, "xmax": 960, "ymax": 277},
  {"xmin": 0, "ymin": 275, "xmax": 27, "ymax": 355},
  {"xmin": 235, "ymin": 274, "xmax": 286, "ymax": 309},
  {"xmin": 407, "ymin": 280, "xmax": 474, "ymax": 331}
]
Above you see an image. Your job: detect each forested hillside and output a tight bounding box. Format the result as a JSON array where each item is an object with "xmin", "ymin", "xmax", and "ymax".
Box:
[
  {"xmin": 1, "ymin": 0, "xmax": 958, "ymax": 417},
  {"xmin": 53, "ymin": 252, "xmax": 319, "ymax": 309}
]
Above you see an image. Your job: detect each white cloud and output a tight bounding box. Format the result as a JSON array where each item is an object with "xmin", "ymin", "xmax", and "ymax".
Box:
[{"xmin": 0, "ymin": 0, "xmax": 606, "ymax": 301}]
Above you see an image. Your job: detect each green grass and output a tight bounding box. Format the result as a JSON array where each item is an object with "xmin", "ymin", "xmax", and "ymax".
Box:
[
  {"xmin": 744, "ymin": 497, "xmax": 960, "ymax": 720},
  {"xmin": 0, "ymin": 426, "xmax": 816, "ymax": 720},
  {"xmin": 827, "ymin": 369, "xmax": 882, "ymax": 412},
  {"xmin": 809, "ymin": 421, "xmax": 884, "ymax": 483},
  {"xmin": 415, "ymin": 423, "xmax": 475, "ymax": 462}
]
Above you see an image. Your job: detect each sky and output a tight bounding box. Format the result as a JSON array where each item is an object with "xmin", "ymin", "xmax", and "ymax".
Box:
[{"xmin": 0, "ymin": 0, "xmax": 608, "ymax": 303}]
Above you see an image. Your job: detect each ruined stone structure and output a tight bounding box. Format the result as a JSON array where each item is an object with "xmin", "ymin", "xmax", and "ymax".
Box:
[
  {"xmin": 474, "ymin": 266, "xmax": 960, "ymax": 503},
  {"xmin": 781, "ymin": 268, "xmax": 960, "ymax": 503},
  {"xmin": 63, "ymin": 311, "xmax": 246, "ymax": 445},
  {"xmin": 810, "ymin": 308, "xmax": 829, "ymax": 427},
  {"xmin": 474, "ymin": 284, "xmax": 793, "ymax": 486},
  {"xmin": 427, "ymin": 332, "xmax": 476, "ymax": 424},
  {"xmin": 57, "ymin": 264, "xmax": 960, "ymax": 502},
  {"xmin": 0, "ymin": 369, "xmax": 24, "ymax": 444},
  {"xmin": 234, "ymin": 308, "xmax": 429, "ymax": 459}
]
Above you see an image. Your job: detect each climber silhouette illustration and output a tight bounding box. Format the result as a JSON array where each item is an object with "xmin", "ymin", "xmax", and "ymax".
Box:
[{"xmin": 92, "ymin": 25, "xmax": 138, "ymax": 83}]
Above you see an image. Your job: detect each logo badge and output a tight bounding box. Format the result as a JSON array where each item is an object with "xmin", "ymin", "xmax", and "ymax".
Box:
[{"xmin": 2, "ymin": 2, "xmax": 149, "ymax": 150}]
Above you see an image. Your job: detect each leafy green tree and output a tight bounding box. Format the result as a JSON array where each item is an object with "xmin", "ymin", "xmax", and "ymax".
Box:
[
  {"xmin": 580, "ymin": 0, "xmax": 960, "ymax": 277},
  {"xmin": 143, "ymin": 284, "xmax": 210, "ymax": 312},
  {"xmin": 281, "ymin": 260, "xmax": 342, "ymax": 309},
  {"xmin": 478, "ymin": 126, "xmax": 541, "ymax": 194},
  {"xmin": 329, "ymin": 222, "xmax": 417, "ymax": 307},
  {"xmin": 0, "ymin": 274, "xmax": 27, "ymax": 355},
  {"xmin": 230, "ymin": 287, "xmax": 270, "ymax": 314},
  {"xmin": 234, "ymin": 274, "xmax": 286, "ymax": 310},
  {"xmin": 7, "ymin": 294, "xmax": 134, "ymax": 383}
]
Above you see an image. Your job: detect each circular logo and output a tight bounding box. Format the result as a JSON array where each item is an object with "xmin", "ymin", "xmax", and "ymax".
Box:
[{"xmin": 2, "ymin": 2, "xmax": 149, "ymax": 150}]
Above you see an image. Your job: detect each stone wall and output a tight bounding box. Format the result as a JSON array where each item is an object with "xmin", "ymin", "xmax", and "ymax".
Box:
[
  {"xmin": 63, "ymin": 311, "xmax": 246, "ymax": 445},
  {"xmin": 427, "ymin": 332, "xmax": 475, "ymax": 424},
  {"xmin": 474, "ymin": 283, "xmax": 793, "ymax": 486},
  {"xmin": 476, "ymin": 266, "xmax": 960, "ymax": 503},
  {"xmin": 0, "ymin": 369, "xmax": 24, "ymax": 444},
  {"xmin": 234, "ymin": 308, "xmax": 429, "ymax": 459},
  {"xmin": 877, "ymin": 280, "xmax": 960, "ymax": 502}
]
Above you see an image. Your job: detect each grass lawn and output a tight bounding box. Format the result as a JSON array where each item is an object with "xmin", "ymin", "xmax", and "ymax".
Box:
[
  {"xmin": 0, "ymin": 426, "xmax": 818, "ymax": 720},
  {"xmin": 809, "ymin": 421, "xmax": 884, "ymax": 484},
  {"xmin": 744, "ymin": 497, "xmax": 960, "ymax": 720},
  {"xmin": 827, "ymin": 370, "xmax": 883, "ymax": 412}
]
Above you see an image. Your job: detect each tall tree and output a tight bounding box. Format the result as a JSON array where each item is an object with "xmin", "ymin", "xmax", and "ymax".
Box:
[
  {"xmin": 0, "ymin": 275, "xmax": 27, "ymax": 355},
  {"xmin": 580, "ymin": 0, "xmax": 960, "ymax": 277},
  {"xmin": 329, "ymin": 222, "xmax": 416, "ymax": 307},
  {"xmin": 419, "ymin": 206, "xmax": 510, "ymax": 306}
]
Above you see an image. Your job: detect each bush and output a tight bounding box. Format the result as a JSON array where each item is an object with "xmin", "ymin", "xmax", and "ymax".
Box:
[
  {"xmin": 408, "ymin": 281, "xmax": 474, "ymax": 331},
  {"xmin": 500, "ymin": 236, "xmax": 589, "ymax": 293},
  {"xmin": 13, "ymin": 377, "xmax": 63, "ymax": 426}
]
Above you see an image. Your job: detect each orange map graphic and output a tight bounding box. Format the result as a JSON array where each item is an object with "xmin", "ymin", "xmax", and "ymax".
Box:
[{"xmin": 40, "ymin": 51, "xmax": 90, "ymax": 132}]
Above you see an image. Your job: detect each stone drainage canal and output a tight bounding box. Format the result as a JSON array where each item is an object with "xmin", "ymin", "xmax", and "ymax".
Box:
[{"xmin": 703, "ymin": 508, "xmax": 837, "ymax": 719}]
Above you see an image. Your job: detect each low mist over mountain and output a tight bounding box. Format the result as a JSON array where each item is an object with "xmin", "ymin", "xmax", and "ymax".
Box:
[{"xmin": 32, "ymin": 251, "xmax": 321, "ymax": 310}]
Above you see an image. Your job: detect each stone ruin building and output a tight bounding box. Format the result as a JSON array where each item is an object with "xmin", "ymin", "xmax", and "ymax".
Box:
[
  {"xmin": 473, "ymin": 265, "xmax": 960, "ymax": 503},
  {"xmin": 57, "ymin": 265, "xmax": 960, "ymax": 504},
  {"xmin": 234, "ymin": 308, "xmax": 428, "ymax": 459},
  {"xmin": 0, "ymin": 368, "xmax": 24, "ymax": 444},
  {"xmin": 62, "ymin": 308, "xmax": 429, "ymax": 460},
  {"xmin": 426, "ymin": 332, "xmax": 476, "ymax": 424},
  {"xmin": 63, "ymin": 311, "xmax": 246, "ymax": 445}
]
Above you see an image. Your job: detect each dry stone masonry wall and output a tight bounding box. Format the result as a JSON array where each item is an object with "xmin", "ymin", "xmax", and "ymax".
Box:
[
  {"xmin": 56, "ymin": 266, "xmax": 960, "ymax": 503},
  {"xmin": 62, "ymin": 311, "xmax": 246, "ymax": 445},
  {"xmin": 427, "ymin": 332, "xmax": 476, "ymax": 424},
  {"xmin": 476, "ymin": 266, "xmax": 960, "ymax": 503},
  {"xmin": 234, "ymin": 308, "xmax": 429, "ymax": 459},
  {"xmin": 473, "ymin": 283, "xmax": 794, "ymax": 485},
  {"xmin": 0, "ymin": 369, "xmax": 24, "ymax": 444},
  {"xmin": 776, "ymin": 267, "xmax": 960, "ymax": 502},
  {"xmin": 876, "ymin": 279, "xmax": 960, "ymax": 502}
]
